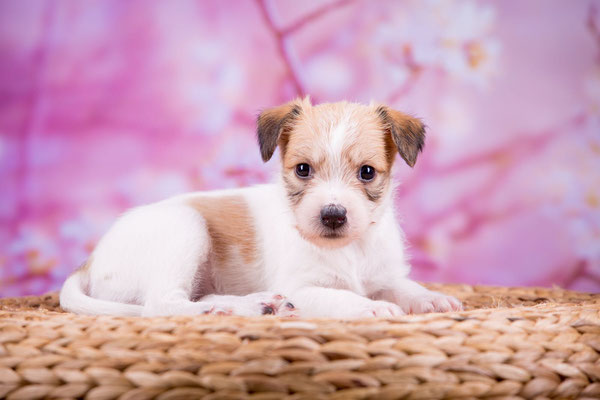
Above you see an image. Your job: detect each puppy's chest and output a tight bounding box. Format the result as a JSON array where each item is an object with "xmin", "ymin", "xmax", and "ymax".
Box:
[{"xmin": 311, "ymin": 248, "xmax": 380, "ymax": 295}]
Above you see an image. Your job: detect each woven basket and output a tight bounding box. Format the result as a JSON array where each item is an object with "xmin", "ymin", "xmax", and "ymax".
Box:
[{"xmin": 0, "ymin": 284, "xmax": 598, "ymax": 400}]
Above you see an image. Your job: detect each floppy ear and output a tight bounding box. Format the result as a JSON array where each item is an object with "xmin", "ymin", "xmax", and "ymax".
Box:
[
  {"xmin": 256, "ymin": 101, "xmax": 302, "ymax": 162},
  {"xmin": 376, "ymin": 106, "xmax": 426, "ymax": 167}
]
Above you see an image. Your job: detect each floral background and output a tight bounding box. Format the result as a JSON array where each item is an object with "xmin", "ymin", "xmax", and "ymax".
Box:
[{"xmin": 1, "ymin": 0, "xmax": 599, "ymax": 297}]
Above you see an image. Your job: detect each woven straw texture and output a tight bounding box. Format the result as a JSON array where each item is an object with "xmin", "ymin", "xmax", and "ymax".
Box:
[{"xmin": 0, "ymin": 284, "xmax": 598, "ymax": 400}]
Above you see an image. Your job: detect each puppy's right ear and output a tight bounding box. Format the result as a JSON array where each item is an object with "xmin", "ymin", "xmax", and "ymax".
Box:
[{"xmin": 257, "ymin": 100, "xmax": 303, "ymax": 162}]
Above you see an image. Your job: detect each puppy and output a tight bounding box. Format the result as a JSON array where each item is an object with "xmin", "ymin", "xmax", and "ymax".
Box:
[{"xmin": 60, "ymin": 98, "xmax": 462, "ymax": 318}]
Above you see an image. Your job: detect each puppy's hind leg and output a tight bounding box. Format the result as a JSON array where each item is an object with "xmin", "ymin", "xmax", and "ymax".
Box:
[
  {"xmin": 139, "ymin": 204, "xmax": 219, "ymax": 317},
  {"xmin": 139, "ymin": 205, "xmax": 298, "ymax": 317}
]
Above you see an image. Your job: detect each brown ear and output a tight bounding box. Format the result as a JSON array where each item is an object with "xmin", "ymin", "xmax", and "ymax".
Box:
[
  {"xmin": 256, "ymin": 101, "xmax": 302, "ymax": 162},
  {"xmin": 376, "ymin": 106, "xmax": 426, "ymax": 167}
]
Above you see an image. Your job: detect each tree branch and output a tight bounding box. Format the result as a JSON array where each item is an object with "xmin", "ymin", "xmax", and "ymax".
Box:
[{"xmin": 255, "ymin": 0, "xmax": 306, "ymax": 97}]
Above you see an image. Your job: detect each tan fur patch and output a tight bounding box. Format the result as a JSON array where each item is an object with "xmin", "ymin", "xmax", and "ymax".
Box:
[
  {"xmin": 77, "ymin": 256, "xmax": 93, "ymax": 273},
  {"xmin": 187, "ymin": 196, "xmax": 257, "ymax": 268},
  {"xmin": 283, "ymin": 103, "xmax": 393, "ymax": 170},
  {"xmin": 340, "ymin": 119, "xmax": 393, "ymax": 173},
  {"xmin": 72, "ymin": 256, "xmax": 93, "ymax": 295},
  {"xmin": 281, "ymin": 102, "xmax": 395, "ymax": 203}
]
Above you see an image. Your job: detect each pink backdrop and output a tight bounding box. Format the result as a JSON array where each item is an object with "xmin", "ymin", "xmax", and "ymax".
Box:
[{"xmin": 1, "ymin": 0, "xmax": 599, "ymax": 297}]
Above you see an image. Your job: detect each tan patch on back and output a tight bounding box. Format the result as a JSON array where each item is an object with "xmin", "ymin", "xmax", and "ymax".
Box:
[{"xmin": 187, "ymin": 196, "xmax": 257, "ymax": 268}]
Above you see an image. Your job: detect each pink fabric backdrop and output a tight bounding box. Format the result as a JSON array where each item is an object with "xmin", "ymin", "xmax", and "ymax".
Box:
[{"xmin": 1, "ymin": 0, "xmax": 599, "ymax": 297}]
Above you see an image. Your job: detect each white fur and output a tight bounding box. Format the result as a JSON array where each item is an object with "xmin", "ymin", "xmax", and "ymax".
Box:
[
  {"xmin": 60, "ymin": 182, "xmax": 461, "ymax": 318},
  {"xmin": 60, "ymin": 105, "xmax": 462, "ymax": 319}
]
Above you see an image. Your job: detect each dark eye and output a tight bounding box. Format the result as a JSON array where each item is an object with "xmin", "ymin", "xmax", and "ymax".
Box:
[
  {"xmin": 359, "ymin": 165, "xmax": 376, "ymax": 182},
  {"xmin": 295, "ymin": 163, "xmax": 311, "ymax": 178}
]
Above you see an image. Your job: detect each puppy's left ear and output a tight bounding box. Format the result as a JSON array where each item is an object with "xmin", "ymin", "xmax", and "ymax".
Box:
[
  {"xmin": 256, "ymin": 100, "xmax": 303, "ymax": 162},
  {"xmin": 376, "ymin": 106, "xmax": 426, "ymax": 167}
]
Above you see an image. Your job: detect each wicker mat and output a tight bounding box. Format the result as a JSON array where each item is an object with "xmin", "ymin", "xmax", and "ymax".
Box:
[{"xmin": 0, "ymin": 284, "xmax": 598, "ymax": 400}]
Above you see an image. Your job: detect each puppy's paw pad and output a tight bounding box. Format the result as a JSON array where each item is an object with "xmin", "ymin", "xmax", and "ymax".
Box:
[
  {"xmin": 261, "ymin": 303, "xmax": 276, "ymax": 315},
  {"xmin": 279, "ymin": 301, "xmax": 299, "ymax": 317},
  {"xmin": 203, "ymin": 306, "xmax": 233, "ymax": 316},
  {"xmin": 245, "ymin": 292, "xmax": 299, "ymax": 317}
]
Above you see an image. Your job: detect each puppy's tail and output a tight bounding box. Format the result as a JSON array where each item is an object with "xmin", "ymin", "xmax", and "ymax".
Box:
[{"xmin": 60, "ymin": 271, "xmax": 143, "ymax": 316}]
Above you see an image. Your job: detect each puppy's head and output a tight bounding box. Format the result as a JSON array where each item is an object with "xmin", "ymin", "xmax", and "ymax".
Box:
[{"xmin": 257, "ymin": 98, "xmax": 425, "ymax": 247}]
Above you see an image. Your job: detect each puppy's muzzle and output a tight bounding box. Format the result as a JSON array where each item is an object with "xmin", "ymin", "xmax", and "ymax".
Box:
[{"xmin": 320, "ymin": 204, "xmax": 347, "ymax": 230}]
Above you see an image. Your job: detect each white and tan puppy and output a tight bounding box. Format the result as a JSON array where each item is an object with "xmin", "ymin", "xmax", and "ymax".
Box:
[{"xmin": 60, "ymin": 99, "xmax": 462, "ymax": 318}]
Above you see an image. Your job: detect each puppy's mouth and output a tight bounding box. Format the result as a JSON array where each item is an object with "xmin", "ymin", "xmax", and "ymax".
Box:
[
  {"xmin": 317, "ymin": 222, "xmax": 350, "ymax": 240},
  {"xmin": 321, "ymin": 231, "xmax": 344, "ymax": 239},
  {"xmin": 295, "ymin": 216, "xmax": 353, "ymax": 247}
]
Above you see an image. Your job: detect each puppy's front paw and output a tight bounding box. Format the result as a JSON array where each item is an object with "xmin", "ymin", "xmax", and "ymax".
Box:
[
  {"xmin": 400, "ymin": 291, "xmax": 463, "ymax": 314},
  {"xmin": 202, "ymin": 306, "xmax": 233, "ymax": 316},
  {"xmin": 245, "ymin": 292, "xmax": 299, "ymax": 317},
  {"xmin": 358, "ymin": 300, "xmax": 405, "ymax": 318}
]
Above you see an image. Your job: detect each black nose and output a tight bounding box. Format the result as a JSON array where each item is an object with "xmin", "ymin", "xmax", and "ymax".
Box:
[{"xmin": 320, "ymin": 204, "xmax": 347, "ymax": 229}]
